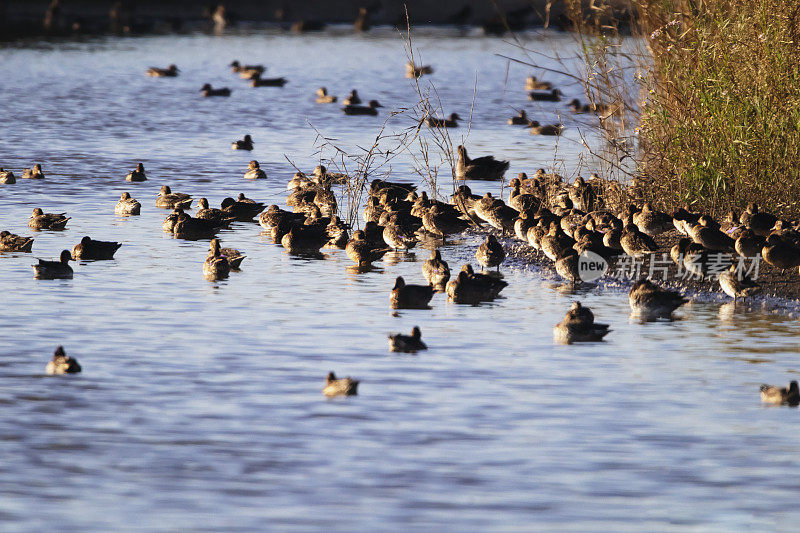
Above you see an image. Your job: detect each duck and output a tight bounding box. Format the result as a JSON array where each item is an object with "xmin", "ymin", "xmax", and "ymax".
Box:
[
  {"xmin": 445, "ymin": 264, "xmax": 508, "ymax": 303},
  {"xmin": 323, "ymin": 371, "xmax": 359, "ymax": 397},
  {"xmin": 280, "ymin": 224, "xmax": 328, "ymax": 254},
  {"xmin": 540, "ymin": 222, "xmax": 575, "ymax": 261},
  {"xmin": 450, "ymin": 184, "xmax": 482, "ymax": 215},
  {"xmin": 507, "ymin": 109, "xmax": 530, "ymax": 125},
  {"xmin": 425, "ymin": 112, "xmax": 460, "ymax": 128},
  {"xmin": 315, "ymin": 87, "xmax": 337, "ymax": 103},
  {"xmin": 632, "ymin": 203, "xmax": 672, "ymax": 236},
  {"xmin": 628, "ymin": 278, "xmax": 687, "ymax": 319},
  {"xmin": 455, "ymin": 145, "xmax": 509, "ymax": 181},
  {"xmin": 421, "ymin": 205, "xmax": 470, "ymax": 241},
  {"xmin": 28, "ymin": 208, "xmax": 70, "ymax": 230},
  {"xmin": 405, "ymin": 61, "xmax": 434, "ymax": 78},
  {"xmin": 195, "ymin": 198, "xmax": 232, "ymax": 223},
  {"xmin": 0, "ymin": 168, "xmax": 16, "ymax": 184},
  {"xmin": 46, "ymin": 346, "xmax": 81, "ymax": 374},
  {"xmin": 342, "ymin": 100, "xmax": 382, "ymax": 116},
  {"xmin": 203, "ymin": 248, "xmax": 230, "ymax": 281},
  {"xmin": 554, "ymin": 250, "xmax": 582, "ymax": 285},
  {"xmin": 231, "ymin": 134, "xmax": 254, "ymax": 150},
  {"xmin": 342, "ymin": 89, "xmax": 362, "ymax": 106},
  {"xmin": 528, "ymin": 88, "xmax": 562, "ymax": 102},
  {"xmin": 390, "ymin": 276, "xmax": 434, "ymax": 309},
  {"xmin": 209, "ymin": 238, "xmax": 245, "ymax": 269},
  {"xmin": 162, "ymin": 208, "xmax": 184, "ymax": 233},
  {"xmin": 0, "ymin": 231, "xmax": 34, "ymax": 252},
  {"xmin": 125, "ymin": 163, "xmax": 147, "ymax": 182},
  {"xmin": 345, "ymin": 230, "xmax": 391, "ymax": 266},
  {"xmin": 734, "ymin": 229, "xmax": 763, "ymax": 258},
  {"xmin": 760, "ymin": 380, "xmax": 800, "ymax": 406},
  {"xmin": 230, "ymin": 60, "xmax": 265, "ymax": 78},
  {"xmin": 200, "ymin": 84, "xmax": 231, "ymax": 97},
  {"xmin": 156, "ymin": 185, "xmax": 192, "ymax": 209},
  {"xmin": 718, "ymin": 264, "xmax": 759, "ymax": 300},
  {"xmin": 553, "ymin": 301, "xmax": 610, "ymax": 344},
  {"xmin": 620, "ymin": 217, "xmax": 658, "ymax": 258},
  {"xmin": 173, "ymin": 213, "xmax": 229, "ymax": 240},
  {"xmin": 740, "ymin": 202, "xmax": 777, "ymax": 237},
  {"xmin": 313, "ymin": 165, "xmax": 350, "ymax": 186},
  {"xmin": 71, "ymin": 236, "xmax": 122, "ymax": 260},
  {"xmin": 244, "ymin": 160, "xmax": 267, "ymax": 180},
  {"xmin": 382, "ymin": 221, "xmax": 417, "ymax": 251},
  {"xmin": 422, "ymin": 249, "xmax": 451, "ymax": 288},
  {"xmin": 115, "ymin": 192, "xmax": 141, "ymax": 215},
  {"xmin": 22, "ymin": 163, "xmax": 45, "ymax": 179},
  {"xmin": 525, "ymin": 76, "xmax": 552, "ymax": 91},
  {"xmin": 528, "ymin": 121, "xmax": 563, "ymax": 135},
  {"xmin": 258, "ymin": 204, "xmax": 305, "ymax": 231},
  {"xmin": 325, "ymin": 215, "xmax": 349, "ymax": 248},
  {"xmin": 762, "ymin": 234, "xmax": 800, "ymax": 272},
  {"xmin": 221, "ymin": 196, "xmax": 266, "ymax": 221},
  {"xmin": 689, "ymin": 215, "xmax": 735, "ymax": 251},
  {"xmin": 476, "ymin": 234, "xmax": 505, "ymax": 271},
  {"xmin": 568, "ymin": 98, "xmax": 618, "ymax": 117},
  {"xmin": 249, "ymin": 75, "xmax": 288, "ymax": 87},
  {"xmin": 146, "ymin": 64, "xmax": 179, "ymax": 77},
  {"xmin": 389, "ymin": 326, "xmax": 428, "ymax": 352},
  {"xmin": 671, "ymin": 207, "xmax": 701, "ymax": 235},
  {"xmin": 354, "ymin": 6, "xmax": 371, "ymax": 31},
  {"xmin": 33, "ymin": 250, "xmax": 73, "ymax": 279}
]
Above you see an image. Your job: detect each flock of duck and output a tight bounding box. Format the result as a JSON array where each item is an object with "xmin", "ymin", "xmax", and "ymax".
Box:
[{"xmin": 2, "ymin": 58, "xmax": 798, "ymax": 405}]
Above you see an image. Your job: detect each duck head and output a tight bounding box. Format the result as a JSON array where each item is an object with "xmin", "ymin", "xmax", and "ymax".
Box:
[
  {"xmin": 159, "ymin": 185, "xmax": 172, "ymax": 195},
  {"xmin": 80, "ymin": 236, "xmax": 92, "ymax": 246},
  {"xmin": 197, "ymin": 198, "xmax": 210, "ymax": 209},
  {"xmin": 200, "ymin": 83, "xmax": 212, "ymax": 91},
  {"xmin": 411, "ymin": 326, "xmax": 422, "ymax": 339},
  {"xmin": 229, "ymin": 60, "xmax": 241, "ymax": 68},
  {"xmin": 120, "ymin": 192, "xmax": 131, "ymax": 200},
  {"xmin": 450, "ymin": 112, "xmax": 461, "ymax": 121},
  {"xmin": 368, "ymin": 100, "xmax": 382, "ymax": 108},
  {"xmin": 248, "ymin": 160, "xmax": 260, "ymax": 170},
  {"xmin": 136, "ymin": 163, "xmax": 145, "ymax": 172},
  {"xmin": 352, "ymin": 230, "xmax": 366, "ymax": 241},
  {"xmin": 243, "ymin": 135, "xmax": 253, "ymax": 143},
  {"xmin": 393, "ymin": 276, "xmax": 406, "ymax": 290},
  {"xmin": 209, "ymin": 238, "xmax": 221, "ymax": 255},
  {"xmin": 59, "ymin": 250, "xmax": 72, "ymax": 263},
  {"xmin": 220, "ymin": 197, "xmax": 236, "ymax": 209},
  {"xmin": 32, "ymin": 208, "xmax": 43, "ymax": 216}
]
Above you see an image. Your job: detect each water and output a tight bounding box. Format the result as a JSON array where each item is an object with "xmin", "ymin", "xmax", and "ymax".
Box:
[{"xmin": 1, "ymin": 27, "xmax": 799, "ymax": 532}]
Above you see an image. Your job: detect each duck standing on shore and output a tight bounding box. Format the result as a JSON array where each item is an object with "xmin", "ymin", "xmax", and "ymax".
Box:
[
  {"xmin": 422, "ymin": 249, "xmax": 450, "ymax": 288},
  {"xmin": 718, "ymin": 264, "xmax": 759, "ymax": 301},
  {"xmin": 476, "ymin": 234, "xmax": 506, "ymax": 271}
]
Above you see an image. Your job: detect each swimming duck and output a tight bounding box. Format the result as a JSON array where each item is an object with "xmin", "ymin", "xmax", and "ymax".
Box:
[
  {"xmin": 146, "ymin": 64, "xmax": 179, "ymax": 77},
  {"xmin": 28, "ymin": 208, "xmax": 70, "ymax": 230},
  {"xmin": 568, "ymin": 98, "xmax": 617, "ymax": 117},
  {"xmin": 528, "ymin": 121, "xmax": 563, "ymax": 136},
  {"xmin": 342, "ymin": 89, "xmax": 362, "ymax": 106},
  {"xmin": 553, "ymin": 301, "xmax": 610, "ymax": 344},
  {"xmin": 406, "ymin": 61, "xmax": 434, "ymax": 78},
  {"xmin": 762, "ymin": 234, "xmax": 800, "ymax": 272},
  {"xmin": 346, "ymin": 230, "xmax": 391, "ymax": 266},
  {"xmin": 46, "ymin": 346, "xmax": 81, "ymax": 374},
  {"xmin": 33, "ymin": 250, "xmax": 73, "ymax": 279},
  {"xmin": 71, "ymin": 236, "xmax": 122, "ymax": 260},
  {"xmin": 507, "ymin": 110, "xmax": 530, "ymax": 125},
  {"xmin": 203, "ymin": 248, "xmax": 230, "ymax": 281},
  {"xmin": 389, "ymin": 326, "xmax": 428, "ymax": 352},
  {"xmin": 0, "ymin": 168, "xmax": 16, "ymax": 184},
  {"xmin": 323, "ymin": 371, "xmax": 359, "ymax": 397},
  {"xmin": 115, "ymin": 192, "xmax": 141, "ymax": 215},
  {"xmin": 315, "ymin": 87, "xmax": 337, "ymax": 103},
  {"xmin": 740, "ymin": 203, "xmax": 777, "ymax": 237},
  {"xmin": 620, "ymin": 217, "xmax": 658, "ymax": 258},
  {"xmin": 195, "ymin": 198, "xmax": 232, "ymax": 222},
  {"xmin": 230, "ymin": 60, "xmax": 265, "ymax": 78},
  {"xmin": 718, "ymin": 264, "xmax": 759, "ymax": 300},
  {"xmin": 628, "ymin": 278, "xmax": 687, "ymax": 319},
  {"xmin": 208, "ymin": 238, "xmax": 244, "ymax": 269},
  {"xmin": 632, "ymin": 203, "xmax": 672, "ymax": 236},
  {"xmin": 200, "ymin": 84, "xmax": 231, "ymax": 97},
  {"xmin": 689, "ymin": 215, "xmax": 735, "ymax": 251},
  {"xmin": 445, "ymin": 264, "xmax": 508, "ymax": 303},
  {"xmin": 342, "ymin": 100, "xmax": 382, "ymax": 116},
  {"xmin": 249, "ymin": 75, "xmax": 288, "ymax": 87},
  {"xmin": 173, "ymin": 213, "xmax": 229, "ymax": 240},
  {"xmin": 525, "ymin": 76, "xmax": 552, "ymax": 91},
  {"xmin": 0, "ymin": 231, "xmax": 34, "ymax": 252},
  {"xmin": 231, "ymin": 134, "xmax": 254, "ymax": 150},
  {"xmin": 390, "ymin": 276, "xmax": 434, "ymax": 309},
  {"xmin": 258, "ymin": 204, "xmax": 305, "ymax": 231},
  {"xmin": 422, "ymin": 249, "xmax": 451, "ymax": 287},
  {"xmin": 156, "ymin": 185, "xmax": 192, "ymax": 209},
  {"xmin": 760, "ymin": 380, "xmax": 800, "ymax": 406},
  {"xmin": 528, "ymin": 88, "xmax": 562, "ymax": 102},
  {"xmin": 425, "ymin": 112, "xmax": 460, "ymax": 128},
  {"xmin": 126, "ymin": 163, "xmax": 147, "ymax": 182},
  {"xmin": 244, "ymin": 160, "xmax": 267, "ymax": 180},
  {"xmin": 456, "ymin": 145, "xmax": 509, "ymax": 181},
  {"xmin": 22, "ymin": 164, "xmax": 44, "ymax": 179},
  {"xmin": 280, "ymin": 224, "xmax": 328, "ymax": 253},
  {"xmin": 476, "ymin": 234, "xmax": 505, "ymax": 271},
  {"xmin": 221, "ymin": 196, "xmax": 266, "ymax": 221}
]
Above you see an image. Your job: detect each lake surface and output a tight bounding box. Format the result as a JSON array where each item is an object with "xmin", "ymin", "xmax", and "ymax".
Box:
[{"xmin": 1, "ymin": 26, "xmax": 799, "ymax": 532}]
